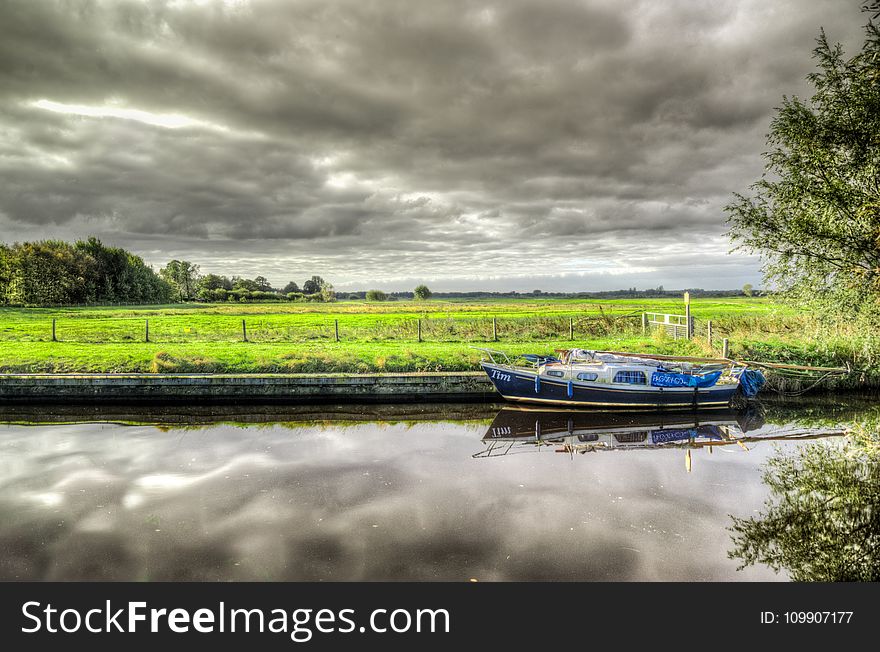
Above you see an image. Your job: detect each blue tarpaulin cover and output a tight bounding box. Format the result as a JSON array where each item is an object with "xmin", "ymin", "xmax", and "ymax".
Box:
[
  {"xmin": 739, "ymin": 368, "xmax": 766, "ymax": 397},
  {"xmin": 650, "ymin": 370, "xmax": 722, "ymax": 388}
]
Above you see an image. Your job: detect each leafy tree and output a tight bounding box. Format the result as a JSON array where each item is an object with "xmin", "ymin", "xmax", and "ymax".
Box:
[
  {"xmin": 414, "ymin": 284, "xmax": 432, "ymax": 300},
  {"xmin": 254, "ymin": 275, "xmax": 274, "ymax": 292},
  {"xmin": 199, "ymin": 274, "xmax": 232, "ymax": 292},
  {"xmin": 231, "ymin": 276, "xmax": 260, "ymax": 292},
  {"xmin": 302, "ymin": 275, "xmax": 325, "ymax": 295},
  {"xmin": 319, "ymin": 280, "xmax": 336, "ymax": 302},
  {"xmin": 282, "ymin": 281, "xmax": 300, "ymax": 294},
  {"xmin": 726, "ymin": 11, "xmax": 880, "ymax": 323},
  {"xmin": 742, "ymin": 283, "xmax": 754, "ymax": 297},
  {"xmin": 366, "ymin": 289, "xmax": 387, "ymax": 301},
  {"xmin": 160, "ymin": 260, "xmax": 201, "ymax": 301}
]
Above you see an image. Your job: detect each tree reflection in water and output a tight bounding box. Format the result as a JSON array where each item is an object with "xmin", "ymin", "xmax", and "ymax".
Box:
[{"xmin": 728, "ymin": 426, "xmax": 880, "ymax": 581}]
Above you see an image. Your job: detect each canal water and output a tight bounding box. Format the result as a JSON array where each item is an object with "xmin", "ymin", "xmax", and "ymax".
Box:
[{"xmin": 0, "ymin": 398, "xmax": 875, "ymax": 581}]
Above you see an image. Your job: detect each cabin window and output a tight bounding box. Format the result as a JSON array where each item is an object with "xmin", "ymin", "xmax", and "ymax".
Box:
[
  {"xmin": 577, "ymin": 434, "xmax": 600, "ymax": 442},
  {"xmin": 546, "ymin": 370, "xmax": 565, "ymax": 377},
  {"xmin": 613, "ymin": 370, "xmax": 647, "ymax": 385},
  {"xmin": 614, "ymin": 432, "xmax": 648, "ymax": 443},
  {"xmin": 576, "ymin": 372, "xmax": 598, "ymax": 381}
]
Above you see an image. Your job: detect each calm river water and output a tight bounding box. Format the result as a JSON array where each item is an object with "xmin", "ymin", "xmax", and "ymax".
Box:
[{"xmin": 0, "ymin": 399, "xmax": 874, "ymax": 581}]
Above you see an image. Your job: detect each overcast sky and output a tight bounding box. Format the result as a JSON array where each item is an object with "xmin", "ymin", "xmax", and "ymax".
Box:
[{"xmin": 0, "ymin": 0, "xmax": 869, "ymax": 291}]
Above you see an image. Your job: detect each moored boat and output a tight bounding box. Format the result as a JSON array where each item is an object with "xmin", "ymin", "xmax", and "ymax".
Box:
[{"xmin": 477, "ymin": 348, "xmax": 764, "ymax": 411}]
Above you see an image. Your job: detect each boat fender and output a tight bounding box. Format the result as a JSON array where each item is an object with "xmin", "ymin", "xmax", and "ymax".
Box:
[
  {"xmin": 535, "ymin": 375, "xmax": 541, "ymax": 393},
  {"xmin": 567, "ymin": 380, "xmax": 573, "ymax": 398}
]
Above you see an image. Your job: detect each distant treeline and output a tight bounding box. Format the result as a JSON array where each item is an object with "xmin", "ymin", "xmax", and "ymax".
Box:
[
  {"xmin": 339, "ymin": 288, "xmax": 760, "ymax": 301},
  {"xmin": 0, "ymin": 238, "xmax": 758, "ymax": 307},
  {"xmin": 0, "ymin": 238, "xmax": 173, "ymax": 306}
]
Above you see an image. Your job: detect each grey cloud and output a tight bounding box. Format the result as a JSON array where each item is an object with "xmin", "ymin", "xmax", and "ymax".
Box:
[{"xmin": 0, "ymin": 0, "xmax": 870, "ymax": 288}]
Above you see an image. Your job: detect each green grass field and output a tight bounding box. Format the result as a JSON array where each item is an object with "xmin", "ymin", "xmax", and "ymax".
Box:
[{"xmin": 0, "ymin": 297, "xmax": 869, "ymax": 376}]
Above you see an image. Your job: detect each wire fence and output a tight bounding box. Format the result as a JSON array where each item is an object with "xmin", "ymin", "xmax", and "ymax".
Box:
[{"xmin": 0, "ymin": 313, "xmax": 647, "ymax": 344}]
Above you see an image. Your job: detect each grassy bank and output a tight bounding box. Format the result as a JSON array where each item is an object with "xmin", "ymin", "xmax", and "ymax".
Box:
[{"xmin": 0, "ymin": 298, "xmax": 875, "ymax": 388}]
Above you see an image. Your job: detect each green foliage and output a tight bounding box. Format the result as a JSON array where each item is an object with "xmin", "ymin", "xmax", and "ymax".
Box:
[
  {"xmin": 319, "ymin": 280, "xmax": 335, "ymax": 302},
  {"xmin": 199, "ymin": 274, "xmax": 232, "ymax": 292},
  {"xmin": 0, "ymin": 238, "xmax": 173, "ymax": 306},
  {"xmin": 742, "ymin": 283, "xmax": 753, "ymax": 297},
  {"xmin": 726, "ymin": 16, "xmax": 880, "ymax": 324},
  {"xmin": 414, "ymin": 284, "xmax": 432, "ymax": 300},
  {"xmin": 729, "ymin": 438, "xmax": 880, "ymax": 581},
  {"xmin": 366, "ymin": 289, "xmax": 387, "ymax": 302},
  {"xmin": 160, "ymin": 260, "xmax": 201, "ymax": 301},
  {"xmin": 231, "ymin": 276, "xmax": 260, "ymax": 292},
  {"xmin": 282, "ymin": 281, "xmax": 300, "ymax": 294},
  {"xmin": 302, "ymin": 276, "xmax": 325, "ymax": 295}
]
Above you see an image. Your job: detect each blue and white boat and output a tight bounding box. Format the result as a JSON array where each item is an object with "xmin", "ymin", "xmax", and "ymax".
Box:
[{"xmin": 477, "ymin": 348, "xmax": 764, "ymax": 410}]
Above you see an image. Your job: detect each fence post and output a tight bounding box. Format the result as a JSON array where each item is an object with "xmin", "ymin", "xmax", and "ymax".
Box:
[
  {"xmin": 569, "ymin": 317, "xmax": 574, "ymax": 340},
  {"xmin": 706, "ymin": 320, "xmax": 712, "ymax": 346},
  {"xmin": 145, "ymin": 319, "xmax": 150, "ymax": 343},
  {"xmin": 242, "ymin": 319, "xmax": 248, "ymax": 342},
  {"xmin": 52, "ymin": 318, "xmax": 57, "ymax": 342},
  {"xmin": 641, "ymin": 313, "xmax": 647, "ymax": 334},
  {"xmin": 722, "ymin": 338, "xmax": 730, "ymax": 359},
  {"xmin": 492, "ymin": 317, "xmax": 497, "ymax": 342},
  {"xmin": 417, "ymin": 319, "xmax": 422, "ymax": 343},
  {"xmin": 334, "ymin": 319, "xmax": 339, "ymax": 342},
  {"xmin": 685, "ymin": 303, "xmax": 693, "ymax": 339}
]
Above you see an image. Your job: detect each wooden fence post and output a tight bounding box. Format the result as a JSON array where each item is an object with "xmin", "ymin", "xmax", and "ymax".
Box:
[
  {"xmin": 641, "ymin": 313, "xmax": 647, "ymax": 334},
  {"xmin": 722, "ymin": 338, "xmax": 730, "ymax": 359},
  {"xmin": 685, "ymin": 303, "xmax": 693, "ymax": 339},
  {"xmin": 242, "ymin": 319, "xmax": 248, "ymax": 342},
  {"xmin": 334, "ymin": 319, "xmax": 339, "ymax": 342},
  {"xmin": 492, "ymin": 317, "xmax": 497, "ymax": 342},
  {"xmin": 417, "ymin": 319, "xmax": 422, "ymax": 342},
  {"xmin": 569, "ymin": 317, "xmax": 574, "ymax": 340},
  {"xmin": 145, "ymin": 319, "xmax": 150, "ymax": 343},
  {"xmin": 52, "ymin": 319, "xmax": 57, "ymax": 342},
  {"xmin": 706, "ymin": 320, "xmax": 712, "ymax": 346}
]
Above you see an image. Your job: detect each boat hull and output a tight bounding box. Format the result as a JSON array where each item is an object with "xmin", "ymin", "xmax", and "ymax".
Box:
[{"xmin": 481, "ymin": 362, "xmax": 738, "ymax": 410}]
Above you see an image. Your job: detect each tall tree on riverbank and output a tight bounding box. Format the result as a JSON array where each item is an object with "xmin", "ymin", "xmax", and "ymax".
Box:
[{"xmin": 725, "ymin": 6, "xmax": 880, "ymax": 323}]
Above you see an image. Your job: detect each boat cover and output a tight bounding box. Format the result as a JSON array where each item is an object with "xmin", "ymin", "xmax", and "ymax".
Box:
[
  {"xmin": 739, "ymin": 369, "xmax": 766, "ymax": 397},
  {"xmin": 650, "ymin": 370, "xmax": 722, "ymax": 388}
]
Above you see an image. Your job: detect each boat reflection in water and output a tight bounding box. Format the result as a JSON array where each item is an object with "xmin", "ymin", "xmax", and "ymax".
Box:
[{"xmin": 477, "ymin": 407, "xmax": 843, "ymax": 471}]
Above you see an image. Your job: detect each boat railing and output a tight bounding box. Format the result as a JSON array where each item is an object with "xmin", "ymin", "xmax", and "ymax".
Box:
[{"xmin": 471, "ymin": 347, "xmax": 513, "ymax": 366}]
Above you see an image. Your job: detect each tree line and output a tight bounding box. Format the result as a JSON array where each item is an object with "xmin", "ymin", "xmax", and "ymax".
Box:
[
  {"xmin": 1, "ymin": 238, "xmax": 759, "ymax": 307},
  {"xmin": 0, "ymin": 239, "xmax": 338, "ymax": 306},
  {"xmin": 160, "ymin": 260, "xmax": 336, "ymax": 303},
  {"xmin": 0, "ymin": 238, "xmax": 173, "ymax": 306}
]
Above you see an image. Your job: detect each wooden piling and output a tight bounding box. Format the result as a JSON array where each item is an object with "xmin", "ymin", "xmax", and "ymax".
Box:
[
  {"xmin": 569, "ymin": 317, "xmax": 573, "ymax": 340},
  {"xmin": 706, "ymin": 320, "xmax": 712, "ymax": 345},
  {"xmin": 334, "ymin": 319, "xmax": 339, "ymax": 342},
  {"xmin": 685, "ymin": 304, "xmax": 693, "ymax": 339},
  {"xmin": 145, "ymin": 319, "xmax": 149, "ymax": 343},
  {"xmin": 722, "ymin": 338, "xmax": 730, "ymax": 359},
  {"xmin": 641, "ymin": 313, "xmax": 647, "ymax": 334},
  {"xmin": 492, "ymin": 317, "xmax": 497, "ymax": 342},
  {"xmin": 242, "ymin": 319, "xmax": 248, "ymax": 342},
  {"xmin": 417, "ymin": 319, "xmax": 422, "ymax": 342},
  {"xmin": 52, "ymin": 319, "xmax": 56, "ymax": 342}
]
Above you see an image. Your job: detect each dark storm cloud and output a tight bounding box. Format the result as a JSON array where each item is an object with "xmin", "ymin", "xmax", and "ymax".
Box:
[{"xmin": 0, "ymin": 0, "xmax": 869, "ymax": 288}]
